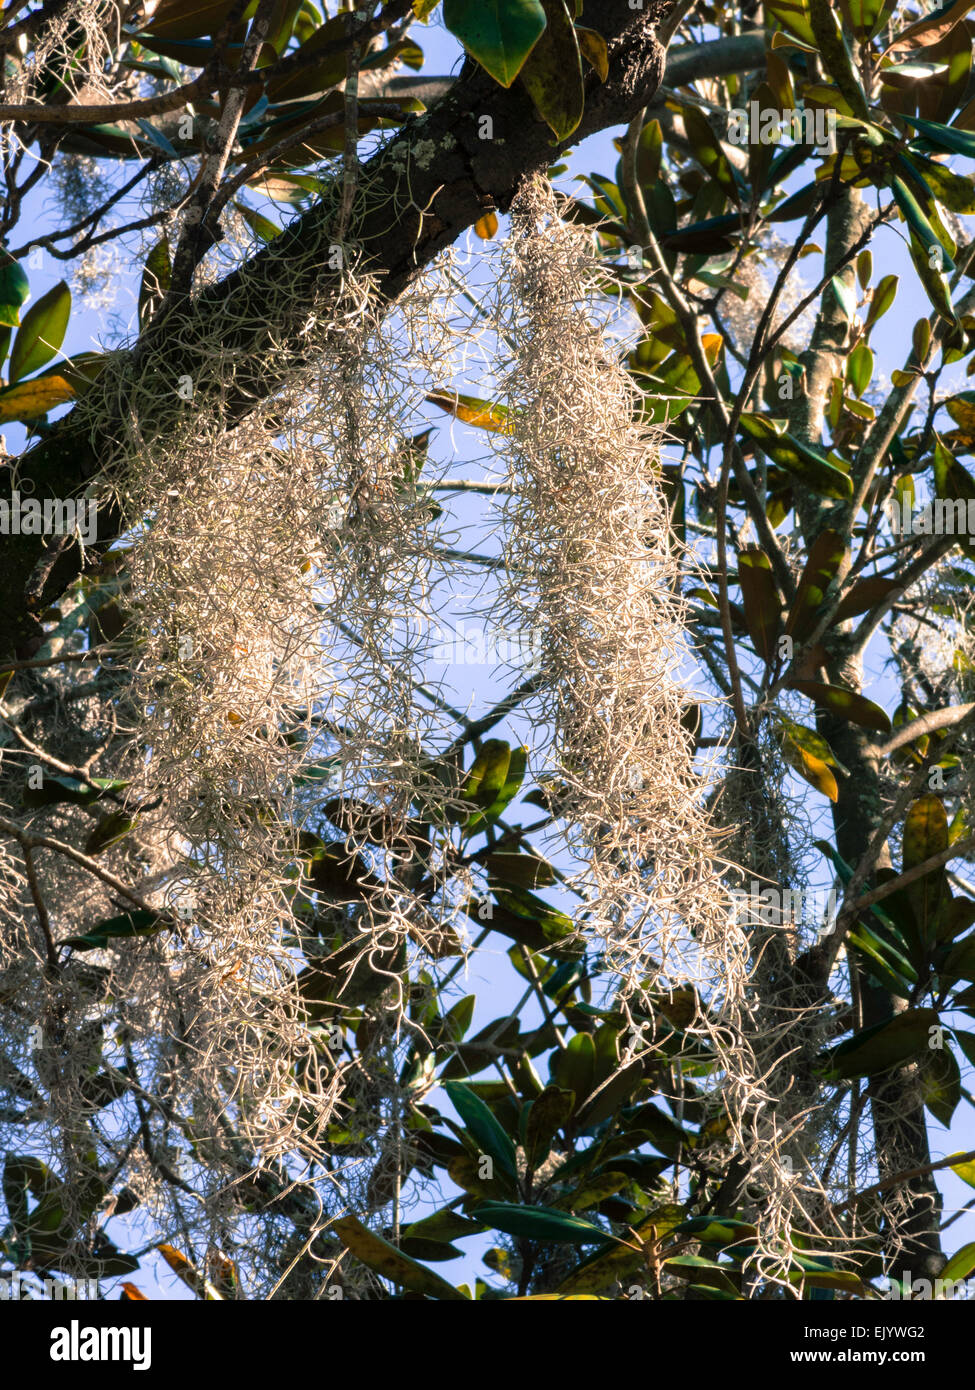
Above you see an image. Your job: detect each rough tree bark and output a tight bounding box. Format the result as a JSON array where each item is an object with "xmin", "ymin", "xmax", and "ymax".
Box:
[{"xmin": 0, "ymin": 0, "xmax": 672, "ymax": 661}]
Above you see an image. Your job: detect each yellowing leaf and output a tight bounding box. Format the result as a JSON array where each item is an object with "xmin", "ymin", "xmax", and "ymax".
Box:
[
  {"xmin": 333, "ymin": 1213, "xmax": 469, "ymax": 1299},
  {"xmin": 519, "ymin": 0, "xmax": 585, "ymax": 140},
  {"xmin": 575, "ymin": 24, "xmax": 608, "ymax": 80},
  {"xmin": 425, "ymin": 389, "xmax": 511, "ymax": 433},
  {"xmin": 473, "ymin": 211, "xmax": 499, "ymax": 239},
  {"xmin": 0, "ymin": 374, "xmax": 76, "ymax": 423},
  {"xmin": 903, "ymin": 793, "xmax": 948, "ymax": 871}
]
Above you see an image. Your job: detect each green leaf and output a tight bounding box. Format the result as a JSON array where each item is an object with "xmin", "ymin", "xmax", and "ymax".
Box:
[
  {"xmin": 442, "ymin": 0, "xmax": 546, "ymax": 87},
  {"xmin": 786, "ymin": 528, "xmax": 846, "ymax": 640},
  {"xmin": 333, "ymin": 1214, "xmax": 469, "ymax": 1298},
  {"xmin": 905, "ymin": 153, "xmax": 975, "ymax": 214},
  {"xmin": 483, "ymin": 850, "xmax": 555, "ymax": 889},
  {"xmin": 234, "ymin": 201, "xmax": 283, "ymax": 243},
  {"xmin": 737, "ymin": 547, "xmax": 781, "ymax": 665},
  {"xmin": 550, "ymin": 1031, "xmax": 595, "ymax": 1105},
  {"xmin": 62, "ymin": 910, "xmax": 164, "ymax": 952},
  {"xmin": 790, "ymin": 680, "xmax": 892, "ymax": 733},
  {"xmin": 8, "ymin": 281, "xmax": 70, "ymax": 383},
  {"xmin": 918, "ymin": 1042, "xmax": 961, "ymax": 1126},
  {"xmin": 524, "ymin": 1085, "xmax": 575, "ymax": 1167},
  {"xmin": 681, "ymin": 103, "xmax": 741, "ymax": 203},
  {"xmin": 0, "ymin": 255, "xmax": 30, "ymax": 329},
  {"xmin": 473, "ymin": 1202, "xmax": 619, "ymax": 1246},
  {"xmin": 823, "ymin": 1007, "xmax": 939, "ymax": 1079},
  {"xmin": 940, "ymin": 1240, "xmax": 975, "ymax": 1283},
  {"xmin": 518, "ymin": 0, "xmax": 584, "ymax": 140},
  {"xmin": 443, "ymin": 1080, "xmax": 518, "ymax": 1177},
  {"xmin": 949, "ymin": 1155, "xmax": 975, "ymax": 1189},
  {"xmin": 83, "ymin": 810, "xmax": 139, "ymax": 856},
  {"xmin": 830, "ymin": 274, "xmax": 856, "ymax": 321},
  {"xmin": 864, "ymin": 272, "xmax": 898, "ymax": 330},
  {"xmin": 464, "ymin": 743, "xmax": 528, "ymax": 831},
  {"xmin": 831, "ymin": 576, "xmax": 904, "ymax": 622},
  {"xmin": 907, "ymin": 229, "xmax": 956, "ymax": 323},
  {"xmin": 738, "ymin": 413, "xmax": 853, "ymax": 499},
  {"xmin": 846, "ymin": 342, "xmax": 873, "ymax": 397}
]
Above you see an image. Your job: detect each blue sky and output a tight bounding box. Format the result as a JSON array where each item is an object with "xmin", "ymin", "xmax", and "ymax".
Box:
[{"xmin": 4, "ymin": 7, "xmax": 975, "ymax": 1297}]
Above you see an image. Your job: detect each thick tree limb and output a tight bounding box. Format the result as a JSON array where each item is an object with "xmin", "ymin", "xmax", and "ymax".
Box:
[{"xmin": 1, "ymin": 0, "xmax": 672, "ymax": 662}]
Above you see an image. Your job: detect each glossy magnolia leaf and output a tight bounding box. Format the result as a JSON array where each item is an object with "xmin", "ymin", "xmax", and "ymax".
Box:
[
  {"xmin": 737, "ymin": 547, "xmax": 781, "ymax": 665},
  {"xmin": 442, "ymin": 0, "xmax": 546, "ymax": 87},
  {"xmin": 823, "ymin": 1007, "xmax": 939, "ymax": 1079},
  {"xmin": 918, "ymin": 1042, "xmax": 961, "ymax": 1126},
  {"xmin": 443, "ymin": 1080, "xmax": 518, "ymax": 1177},
  {"xmin": 554, "ymin": 1206, "xmax": 685, "ymax": 1293},
  {"xmin": 333, "ymin": 1213, "xmax": 468, "ymax": 1298},
  {"xmin": 473, "ymin": 1202, "xmax": 619, "ymax": 1246},
  {"xmin": 425, "ymin": 389, "xmax": 511, "ymax": 432},
  {"xmin": 738, "ymin": 413, "xmax": 853, "ymax": 499},
  {"xmin": 473, "ymin": 211, "xmax": 499, "ymax": 238},
  {"xmin": 8, "ymin": 281, "xmax": 70, "ymax": 383},
  {"xmin": 234, "ymin": 202, "xmax": 282, "ymax": 243},
  {"xmin": 908, "ymin": 230, "xmax": 956, "ymax": 322},
  {"xmin": 766, "ymin": 0, "xmax": 817, "ymax": 45},
  {"xmin": 906, "ymin": 154, "xmax": 975, "ymax": 214},
  {"xmin": 785, "ymin": 528, "xmax": 845, "ymax": 639},
  {"xmin": 483, "ymin": 850, "xmax": 555, "ymax": 889},
  {"xmin": 941, "ymin": 1241, "xmax": 975, "ymax": 1282},
  {"xmin": 62, "ymin": 910, "xmax": 164, "ymax": 952},
  {"xmin": 887, "ymin": 0, "xmax": 975, "ymax": 52},
  {"xmin": 83, "ymin": 810, "xmax": 139, "ymax": 856},
  {"xmin": 0, "ymin": 255, "xmax": 29, "ymax": 328},
  {"xmin": 524, "ymin": 1085, "xmax": 575, "ymax": 1167},
  {"xmin": 892, "ymin": 175, "xmax": 955, "ymax": 268},
  {"xmin": 777, "ymin": 716, "xmax": 842, "ymax": 801},
  {"xmin": 864, "ymin": 272, "xmax": 898, "ymax": 330},
  {"xmin": 138, "ymin": 237, "xmax": 172, "ymax": 328},
  {"xmin": 550, "ymin": 1029, "xmax": 595, "ymax": 1102},
  {"xmin": 519, "ymin": 0, "xmax": 584, "ymax": 140},
  {"xmin": 0, "ymin": 373, "xmax": 76, "ymax": 423},
  {"xmin": 672, "ymin": 1215, "xmax": 758, "ymax": 1249},
  {"xmin": 142, "ymin": 0, "xmax": 252, "ymax": 40},
  {"xmin": 903, "ymin": 793, "xmax": 949, "ymax": 871},
  {"xmin": 949, "ymin": 1155, "xmax": 975, "ymax": 1189},
  {"xmin": 790, "ymin": 679, "xmax": 891, "ymax": 733},
  {"xmin": 831, "ymin": 576, "xmax": 904, "ymax": 622},
  {"xmin": 575, "ymin": 24, "xmax": 608, "ymax": 80},
  {"xmin": 156, "ymin": 1243, "xmax": 225, "ymax": 1299},
  {"xmin": 838, "ymin": 0, "xmax": 898, "ymax": 40},
  {"xmin": 846, "ymin": 341, "xmax": 873, "ymax": 397},
  {"xmin": 264, "ymin": 13, "xmax": 348, "ymax": 101},
  {"xmin": 681, "ymin": 104, "xmax": 740, "ymax": 202}
]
